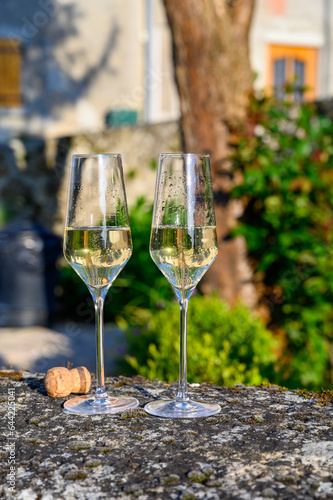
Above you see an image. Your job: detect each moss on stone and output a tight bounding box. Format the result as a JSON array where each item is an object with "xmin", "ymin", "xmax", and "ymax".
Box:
[
  {"xmin": 85, "ymin": 460, "xmax": 101, "ymax": 468},
  {"xmin": 0, "ymin": 370, "xmax": 23, "ymax": 381},
  {"xmin": 68, "ymin": 441, "xmax": 93, "ymax": 451},
  {"xmin": 64, "ymin": 470, "xmax": 89, "ymax": 481}
]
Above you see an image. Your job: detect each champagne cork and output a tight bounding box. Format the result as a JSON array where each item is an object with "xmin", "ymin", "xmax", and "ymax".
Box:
[
  {"xmin": 70, "ymin": 366, "xmax": 91, "ymax": 394},
  {"xmin": 44, "ymin": 366, "xmax": 91, "ymax": 398}
]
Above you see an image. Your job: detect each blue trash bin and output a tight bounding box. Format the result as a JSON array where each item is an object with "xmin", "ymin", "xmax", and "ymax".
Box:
[{"xmin": 0, "ymin": 220, "xmax": 61, "ymax": 327}]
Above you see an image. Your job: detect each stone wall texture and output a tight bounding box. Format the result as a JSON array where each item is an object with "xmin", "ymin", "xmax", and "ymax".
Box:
[
  {"xmin": 0, "ymin": 370, "xmax": 333, "ymax": 499},
  {"xmin": 0, "ymin": 121, "xmax": 181, "ymax": 235}
]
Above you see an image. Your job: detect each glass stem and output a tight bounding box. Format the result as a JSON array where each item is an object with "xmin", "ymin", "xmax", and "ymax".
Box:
[
  {"xmin": 90, "ymin": 287, "xmax": 108, "ymax": 401},
  {"xmin": 177, "ymin": 298, "xmax": 189, "ymax": 402}
]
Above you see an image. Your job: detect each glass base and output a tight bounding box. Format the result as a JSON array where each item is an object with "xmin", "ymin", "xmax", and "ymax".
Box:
[
  {"xmin": 63, "ymin": 394, "xmax": 139, "ymax": 415},
  {"xmin": 144, "ymin": 399, "xmax": 221, "ymax": 418}
]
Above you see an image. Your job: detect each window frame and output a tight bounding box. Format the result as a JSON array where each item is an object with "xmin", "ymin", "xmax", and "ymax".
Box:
[{"xmin": 266, "ymin": 45, "xmax": 318, "ymax": 101}]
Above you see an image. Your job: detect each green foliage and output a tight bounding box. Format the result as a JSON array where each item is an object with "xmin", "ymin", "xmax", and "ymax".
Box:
[
  {"xmin": 0, "ymin": 202, "xmax": 13, "ymax": 229},
  {"xmin": 122, "ymin": 294, "xmax": 278, "ymax": 386},
  {"xmin": 162, "ymin": 201, "xmax": 187, "ymax": 225},
  {"xmin": 231, "ymin": 94, "xmax": 333, "ymax": 389}
]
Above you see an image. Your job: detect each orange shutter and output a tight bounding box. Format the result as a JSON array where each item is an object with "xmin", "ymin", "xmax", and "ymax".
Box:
[{"xmin": 0, "ymin": 39, "xmax": 22, "ymax": 107}]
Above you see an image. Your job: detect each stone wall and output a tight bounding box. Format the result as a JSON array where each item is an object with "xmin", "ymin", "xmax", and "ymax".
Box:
[
  {"xmin": 1, "ymin": 369, "xmax": 333, "ymax": 499},
  {"xmin": 0, "ymin": 121, "xmax": 181, "ymax": 236}
]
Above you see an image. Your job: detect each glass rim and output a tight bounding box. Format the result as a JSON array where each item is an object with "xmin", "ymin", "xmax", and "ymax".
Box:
[
  {"xmin": 72, "ymin": 153, "xmax": 121, "ymax": 159},
  {"xmin": 159, "ymin": 153, "xmax": 210, "ymax": 159}
]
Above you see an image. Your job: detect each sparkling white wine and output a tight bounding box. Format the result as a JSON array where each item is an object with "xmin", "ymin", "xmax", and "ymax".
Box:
[
  {"xmin": 150, "ymin": 226, "xmax": 218, "ymax": 291},
  {"xmin": 64, "ymin": 227, "xmax": 132, "ymax": 288}
]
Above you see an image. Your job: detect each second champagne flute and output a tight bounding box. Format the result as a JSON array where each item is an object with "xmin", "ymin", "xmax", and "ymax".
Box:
[
  {"xmin": 145, "ymin": 153, "xmax": 221, "ymax": 418},
  {"xmin": 63, "ymin": 153, "xmax": 139, "ymax": 414}
]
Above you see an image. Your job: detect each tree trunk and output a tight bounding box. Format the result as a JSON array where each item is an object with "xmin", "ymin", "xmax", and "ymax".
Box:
[{"xmin": 163, "ymin": 0, "xmax": 257, "ymax": 307}]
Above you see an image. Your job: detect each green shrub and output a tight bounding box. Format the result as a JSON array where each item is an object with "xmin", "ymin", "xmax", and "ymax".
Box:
[
  {"xmin": 232, "ymin": 94, "xmax": 333, "ymax": 389},
  {"xmin": 122, "ymin": 294, "xmax": 279, "ymax": 386}
]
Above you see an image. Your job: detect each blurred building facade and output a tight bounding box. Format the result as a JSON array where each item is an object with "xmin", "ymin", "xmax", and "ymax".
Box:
[
  {"xmin": 0, "ymin": 0, "xmax": 179, "ymax": 142},
  {"xmin": 0, "ymin": 0, "xmax": 332, "ymax": 142},
  {"xmin": 251, "ymin": 0, "xmax": 333, "ymax": 102}
]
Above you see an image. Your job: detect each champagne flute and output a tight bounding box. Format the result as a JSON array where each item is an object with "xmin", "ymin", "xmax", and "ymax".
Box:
[
  {"xmin": 145, "ymin": 153, "xmax": 221, "ymax": 418},
  {"xmin": 63, "ymin": 154, "xmax": 139, "ymax": 414}
]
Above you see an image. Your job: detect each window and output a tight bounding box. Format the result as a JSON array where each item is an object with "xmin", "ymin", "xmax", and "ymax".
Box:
[
  {"xmin": 0, "ymin": 39, "xmax": 22, "ymax": 107},
  {"xmin": 267, "ymin": 45, "xmax": 317, "ymax": 101},
  {"xmin": 273, "ymin": 57, "xmax": 304, "ymax": 101}
]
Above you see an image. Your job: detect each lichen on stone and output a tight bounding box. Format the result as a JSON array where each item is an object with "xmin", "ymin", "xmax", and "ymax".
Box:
[{"xmin": 0, "ymin": 370, "xmax": 332, "ymax": 499}]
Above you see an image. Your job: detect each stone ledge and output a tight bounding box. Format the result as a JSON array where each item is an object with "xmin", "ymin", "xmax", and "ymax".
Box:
[{"xmin": 0, "ymin": 370, "xmax": 332, "ymax": 499}]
